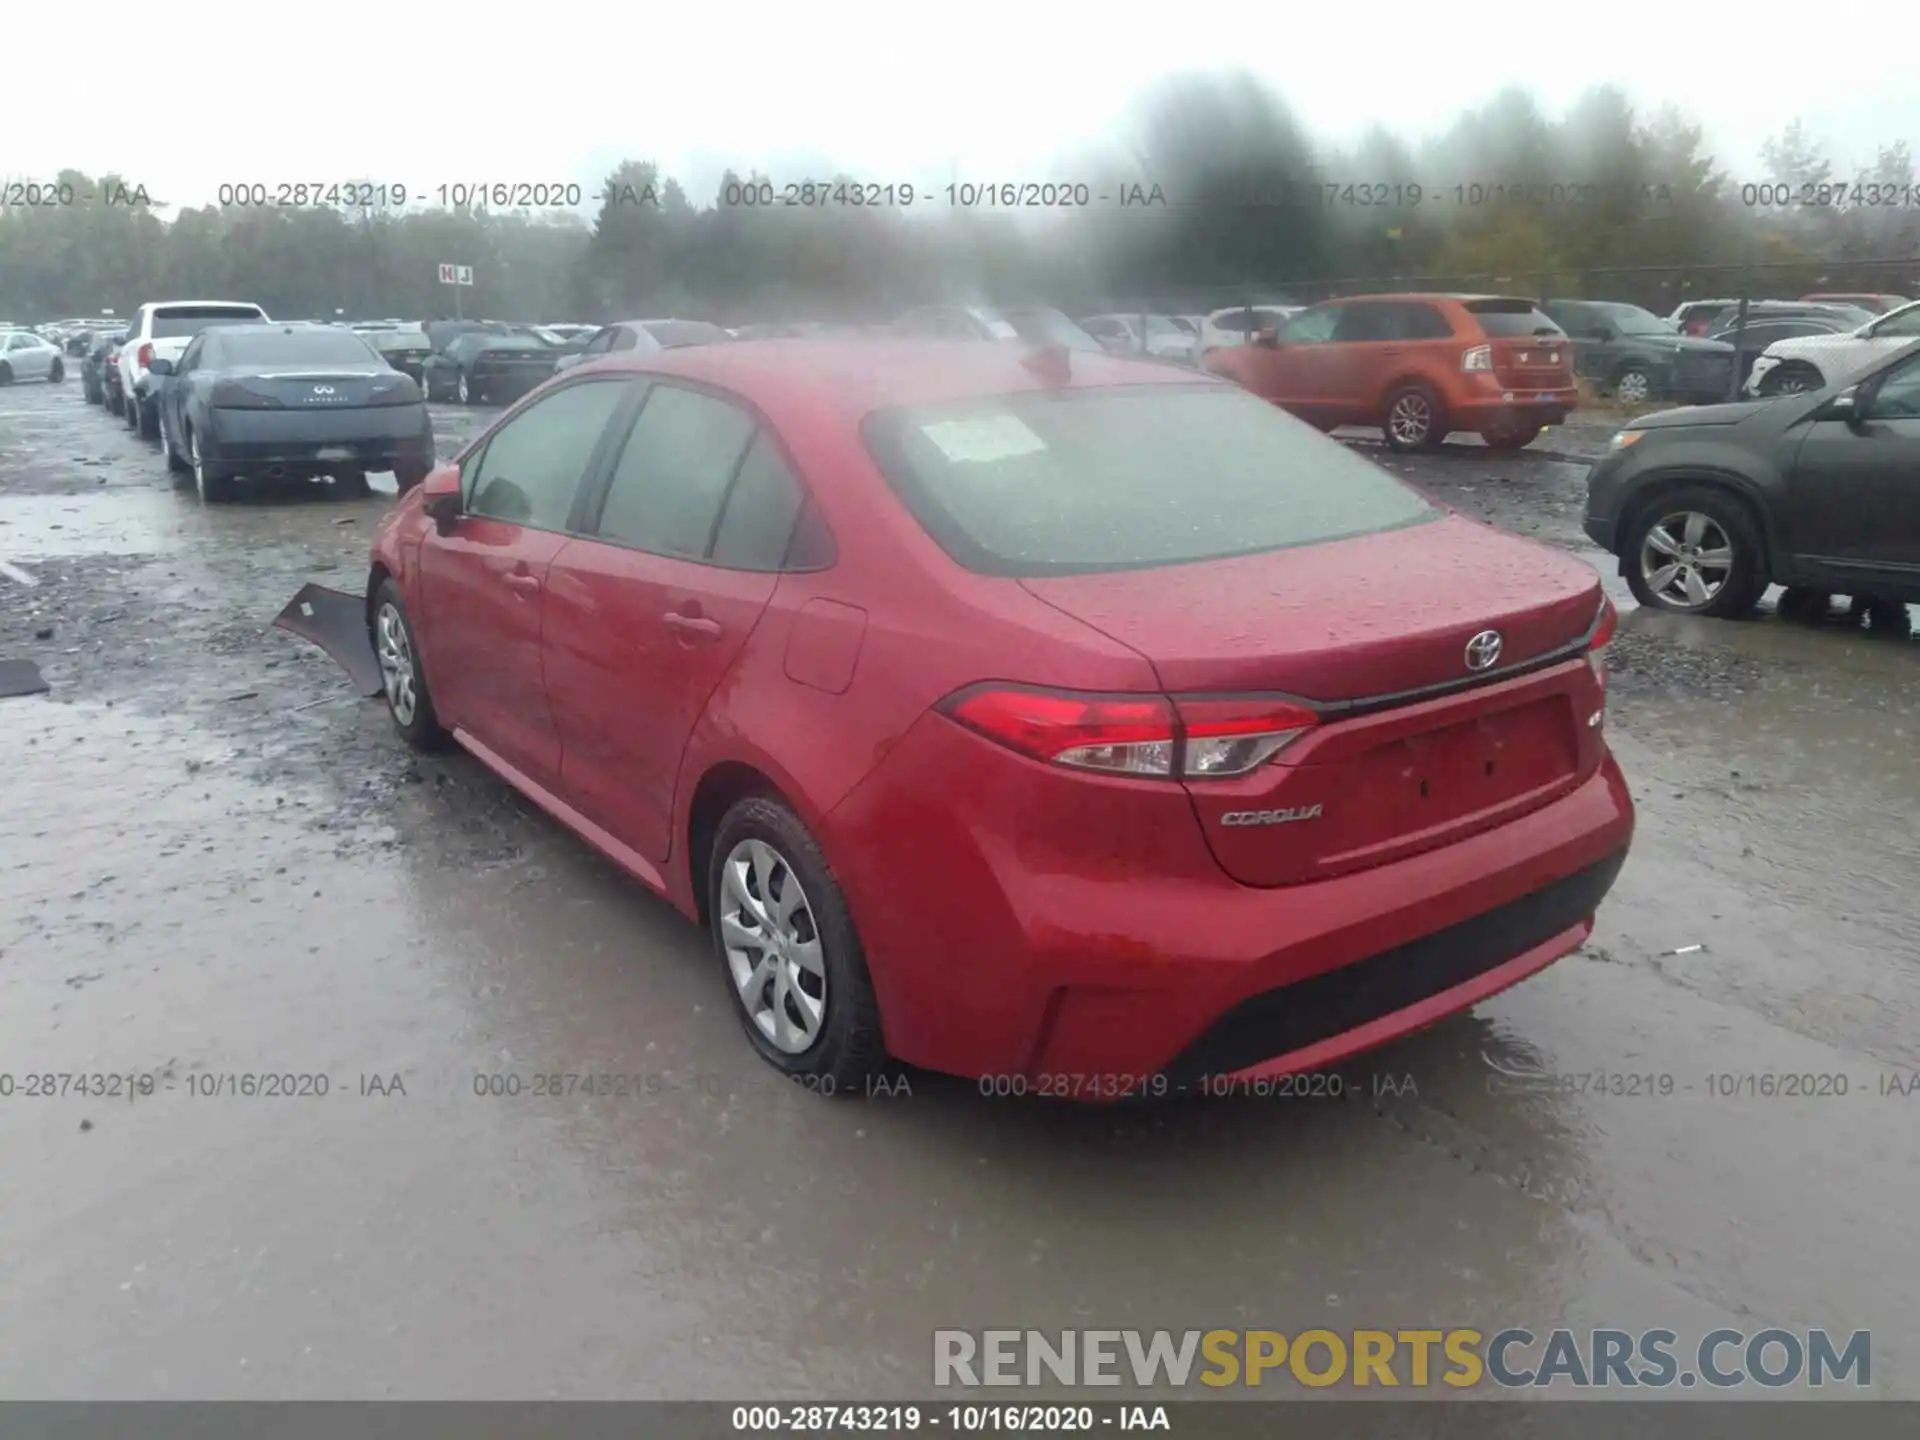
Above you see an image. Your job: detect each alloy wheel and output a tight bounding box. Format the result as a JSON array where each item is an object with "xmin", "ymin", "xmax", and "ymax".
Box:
[
  {"xmin": 457, "ymin": 372, "xmax": 470, "ymax": 404},
  {"xmin": 375, "ymin": 602, "xmax": 418, "ymax": 725},
  {"xmin": 719, "ymin": 838, "xmax": 827, "ymax": 1054},
  {"xmin": 1615, "ymin": 369, "xmax": 1652, "ymax": 405},
  {"xmin": 1775, "ymin": 370, "xmax": 1814, "ymax": 395},
  {"xmin": 1388, "ymin": 392, "xmax": 1432, "ymax": 447},
  {"xmin": 1639, "ymin": 510, "xmax": 1734, "ymax": 609}
]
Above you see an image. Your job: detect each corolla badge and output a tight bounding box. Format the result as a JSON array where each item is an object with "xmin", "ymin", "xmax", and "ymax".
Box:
[
  {"xmin": 1220, "ymin": 805, "xmax": 1323, "ymax": 827},
  {"xmin": 1465, "ymin": 630, "xmax": 1504, "ymax": 671}
]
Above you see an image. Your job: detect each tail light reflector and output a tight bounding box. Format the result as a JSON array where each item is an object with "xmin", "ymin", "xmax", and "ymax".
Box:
[
  {"xmin": 136, "ymin": 342, "xmax": 153, "ymax": 369},
  {"xmin": 1586, "ymin": 594, "xmax": 1618, "ymax": 699},
  {"xmin": 941, "ymin": 686, "xmax": 1318, "ymax": 779},
  {"xmin": 1462, "ymin": 344, "xmax": 1493, "ymax": 373}
]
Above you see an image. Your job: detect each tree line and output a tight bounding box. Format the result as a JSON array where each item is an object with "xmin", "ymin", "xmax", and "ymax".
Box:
[{"xmin": 3, "ymin": 75, "xmax": 1916, "ymax": 325}]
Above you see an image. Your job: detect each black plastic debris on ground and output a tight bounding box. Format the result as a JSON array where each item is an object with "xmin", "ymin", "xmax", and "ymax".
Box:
[
  {"xmin": 0, "ymin": 658, "xmax": 50, "ymax": 699},
  {"xmin": 272, "ymin": 583, "xmax": 384, "ymax": 697}
]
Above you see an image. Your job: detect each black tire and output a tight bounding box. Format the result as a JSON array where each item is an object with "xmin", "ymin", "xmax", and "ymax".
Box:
[
  {"xmin": 1777, "ymin": 586, "xmax": 1833, "ymax": 623},
  {"xmin": 137, "ymin": 396, "xmax": 161, "ymax": 441},
  {"xmin": 371, "ymin": 578, "xmax": 449, "ymax": 750},
  {"xmin": 49, "ymin": 357, "xmax": 65, "ymax": 383},
  {"xmin": 124, "ymin": 390, "xmax": 141, "ymax": 430},
  {"xmin": 164, "ymin": 416, "xmax": 191, "ymax": 476},
  {"xmin": 707, "ymin": 795, "xmax": 887, "ymax": 1093},
  {"xmin": 1381, "ymin": 382, "xmax": 1444, "ymax": 452},
  {"xmin": 1850, "ymin": 595, "xmax": 1913, "ymax": 639},
  {"xmin": 106, "ymin": 385, "xmax": 124, "ymax": 416},
  {"xmin": 189, "ymin": 430, "xmax": 236, "ymax": 503},
  {"xmin": 456, "ymin": 370, "xmax": 480, "ymax": 406},
  {"xmin": 1482, "ymin": 423, "xmax": 1543, "ymax": 453},
  {"xmin": 1762, "ymin": 362, "xmax": 1823, "ymax": 397},
  {"xmin": 1622, "ymin": 485, "xmax": 1768, "ymax": 618},
  {"xmin": 84, "ymin": 377, "xmax": 102, "ymax": 405},
  {"xmin": 0, "ymin": 362, "xmax": 12, "ymax": 386},
  {"xmin": 1609, "ymin": 365, "xmax": 1655, "ymax": 405},
  {"xmin": 394, "ymin": 460, "xmax": 430, "ymax": 493},
  {"xmin": 334, "ymin": 468, "xmax": 372, "ymax": 499}
]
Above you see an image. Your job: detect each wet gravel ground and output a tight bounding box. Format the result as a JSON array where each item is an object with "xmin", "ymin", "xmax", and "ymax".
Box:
[{"xmin": 3, "ymin": 378, "xmax": 1919, "ymax": 1401}]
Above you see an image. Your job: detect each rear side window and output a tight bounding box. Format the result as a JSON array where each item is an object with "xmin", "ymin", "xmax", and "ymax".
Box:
[
  {"xmin": 1464, "ymin": 300, "xmax": 1563, "ymax": 338},
  {"xmin": 594, "ymin": 384, "xmax": 756, "ymax": 558},
  {"xmin": 863, "ymin": 384, "xmax": 1435, "ymax": 577},
  {"xmin": 710, "ymin": 433, "xmax": 806, "ymax": 570}
]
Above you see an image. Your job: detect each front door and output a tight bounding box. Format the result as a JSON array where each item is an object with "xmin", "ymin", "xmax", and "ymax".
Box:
[
  {"xmin": 415, "ymin": 376, "xmax": 638, "ymax": 785},
  {"xmin": 1784, "ymin": 351, "xmax": 1920, "ymax": 587}
]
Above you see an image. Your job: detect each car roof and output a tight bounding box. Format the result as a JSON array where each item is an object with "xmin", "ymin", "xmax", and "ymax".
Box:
[
  {"xmin": 147, "ymin": 300, "xmax": 266, "ymax": 311},
  {"xmin": 573, "ymin": 338, "xmax": 1211, "ymax": 421},
  {"xmin": 1316, "ymin": 292, "xmax": 1538, "ymax": 306}
]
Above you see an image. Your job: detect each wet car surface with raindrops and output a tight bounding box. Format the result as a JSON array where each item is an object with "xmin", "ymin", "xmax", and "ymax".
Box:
[{"xmin": 2, "ymin": 382, "xmax": 1917, "ymax": 1399}]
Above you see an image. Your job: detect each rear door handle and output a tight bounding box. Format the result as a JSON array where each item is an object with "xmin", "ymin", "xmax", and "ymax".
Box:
[
  {"xmin": 664, "ymin": 612, "xmax": 722, "ymax": 640},
  {"xmin": 503, "ymin": 573, "xmax": 540, "ymax": 595}
]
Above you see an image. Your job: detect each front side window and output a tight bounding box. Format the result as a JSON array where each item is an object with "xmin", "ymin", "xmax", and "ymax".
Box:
[
  {"xmin": 1279, "ymin": 306, "xmax": 1343, "ymax": 344},
  {"xmin": 463, "ymin": 379, "xmax": 632, "ymax": 529},
  {"xmin": 1866, "ymin": 355, "xmax": 1920, "ymax": 419}
]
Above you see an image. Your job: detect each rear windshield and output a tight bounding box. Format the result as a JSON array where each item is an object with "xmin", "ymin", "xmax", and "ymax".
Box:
[
  {"xmin": 370, "ymin": 331, "xmax": 430, "ymax": 351},
  {"xmin": 151, "ymin": 306, "xmax": 267, "ymax": 340},
  {"xmin": 209, "ymin": 329, "xmax": 379, "ymax": 366},
  {"xmin": 862, "ymin": 384, "xmax": 1436, "ymax": 577},
  {"xmin": 640, "ymin": 320, "xmax": 731, "ymax": 348},
  {"xmin": 1462, "ymin": 300, "xmax": 1564, "ymax": 338}
]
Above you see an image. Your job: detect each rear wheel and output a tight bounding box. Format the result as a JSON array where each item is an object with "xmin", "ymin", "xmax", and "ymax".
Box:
[
  {"xmin": 1610, "ymin": 365, "xmax": 1654, "ymax": 405},
  {"xmin": 48, "ymin": 357, "xmax": 64, "ymax": 383},
  {"xmin": 106, "ymin": 385, "xmax": 124, "ymax": 416},
  {"xmin": 334, "ymin": 468, "xmax": 372, "ymax": 498},
  {"xmin": 163, "ymin": 414, "xmax": 191, "ymax": 477},
  {"xmin": 456, "ymin": 371, "xmax": 474, "ymax": 405},
  {"xmin": 1623, "ymin": 486, "xmax": 1767, "ymax": 617},
  {"xmin": 191, "ymin": 431, "xmax": 236, "ymax": 503},
  {"xmin": 137, "ymin": 396, "xmax": 161, "ymax": 440},
  {"xmin": 707, "ymin": 796, "xmax": 887, "ymax": 1093},
  {"xmin": 1763, "ymin": 362, "xmax": 1823, "ymax": 397},
  {"xmin": 373, "ymin": 579, "xmax": 448, "ymax": 749},
  {"xmin": 1482, "ymin": 423, "xmax": 1543, "ymax": 453},
  {"xmin": 1776, "ymin": 586, "xmax": 1833, "ymax": 623},
  {"xmin": 1853, "ymin": 596, "xmax": 1913, "ymax": 639},
  {"xmin": 1382, "ymin": 383, "xmax": 1443, "ymax": 451},
  {"xmin": 394, "ymin": 460, "xmax": 430, "ymax": 493},
  {"xmin": 0, "ymin": 362, "xmax": 13, "ymax": 386}
]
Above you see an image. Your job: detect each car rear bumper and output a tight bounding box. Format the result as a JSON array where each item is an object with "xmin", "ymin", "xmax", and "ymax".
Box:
[
  {"xmin": 828, "ymin": 714, "xmax": 1634, "ymax": 1092},
  {"xmin": 1448, "ymin": 389, "xmax": 1578, "ymax": 428},
  {"xmin": 202, "ymin": 405, "xmax": 433, "ymax": 470}
]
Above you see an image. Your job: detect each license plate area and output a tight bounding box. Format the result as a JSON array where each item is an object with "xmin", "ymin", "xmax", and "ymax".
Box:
[{"xmin": 1350, "ymin": 699, "xmax": 1577, "ymax": 831}]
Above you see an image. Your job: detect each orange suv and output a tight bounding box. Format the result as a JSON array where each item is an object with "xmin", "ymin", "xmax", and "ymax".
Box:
[{"xmin": 1202, "ymin": 293, "xmax": 1577, "ymax": 452}]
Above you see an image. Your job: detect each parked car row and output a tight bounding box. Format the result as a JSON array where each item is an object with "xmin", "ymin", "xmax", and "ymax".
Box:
[{"xmin": 76, "ymin": 298, "xmax": 436, "ymax": 503}]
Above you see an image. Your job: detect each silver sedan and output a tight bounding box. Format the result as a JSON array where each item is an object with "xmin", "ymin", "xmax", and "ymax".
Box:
[{"xmin": 0, "ymin": 329, "xmax": 66, "ymax": 383}]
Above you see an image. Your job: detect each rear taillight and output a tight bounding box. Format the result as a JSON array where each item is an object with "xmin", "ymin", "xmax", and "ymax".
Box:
[
  {"xmin": 136, "ymin": 342, "xmax": 153, "ymax": 369},
  {"xmin": 210, "ymin": 381, "xmax": 281, "ymax": 409},
  {"xmin": 941, "ymin": 686, "xmax": 1318, "ymax": 779},
  {"xmin": 1586, "ymin": 594, "xmax": 1618, "ymax": 700},
  {"xmin": 1462, "ymin": 344, "xmax": 1492, "ymax": 373}
]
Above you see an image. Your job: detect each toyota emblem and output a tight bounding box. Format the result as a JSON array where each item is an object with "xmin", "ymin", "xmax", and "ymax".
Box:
[{"xmin": 1464, "ymin": 630, "xmax": 1503, "ymax": 671}]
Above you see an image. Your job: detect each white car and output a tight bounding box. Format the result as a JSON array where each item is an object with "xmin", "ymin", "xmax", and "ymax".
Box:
[
  {"xmin": 1080, "ymin": 313, "xmax": 1199, "ymax": 361},
  {"xmin": 1197, "ymin": 304, "xmax": 1301, "ymax": 360},
  {"xmin": 0, "ymin": 329, "xmax": 67, "ymax": 383},
  {"xmin": 1743, "ymin": 299, "xmax": 1920, "ymax": 397},
  {"xmin": 118, "ymin": 301, "xmax": 272, "ymax": 439}
]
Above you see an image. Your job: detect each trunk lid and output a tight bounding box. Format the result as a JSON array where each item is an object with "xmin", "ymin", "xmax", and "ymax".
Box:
[
  {"xmin": 213, "ymin": 369, "xmax": 403, "ymax": 409},
  {"xmin": 1020, "ymin": 515, "xmax": 1608, "ymax": 886},
  {"xmin": 1487, "ymin": 333, "xmax": 1574, "ymax": 389}
]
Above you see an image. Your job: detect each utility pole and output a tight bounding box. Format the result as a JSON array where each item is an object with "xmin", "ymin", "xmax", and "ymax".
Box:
[{"xmin": 1726, "ymin": 230, "xmax": 1754, "ymax": 402}]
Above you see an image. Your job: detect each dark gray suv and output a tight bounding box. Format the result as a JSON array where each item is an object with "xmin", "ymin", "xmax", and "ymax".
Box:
[{"xmin": 1544, "ymin": 299, "xmax": 1737, "ymax": 406}]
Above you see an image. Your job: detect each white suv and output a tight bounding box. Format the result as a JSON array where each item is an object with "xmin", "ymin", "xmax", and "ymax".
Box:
[
  {"xmin": 1196, "ymin": 305, "xmax": 1300, "ymax": 360},
  {"xmin": 1744, "ymin": 299, "xmax": 1920, "ymax": 397},
  {"xmin": 120, "ymin": 300, "xmax": 271, "ymax": 438}
]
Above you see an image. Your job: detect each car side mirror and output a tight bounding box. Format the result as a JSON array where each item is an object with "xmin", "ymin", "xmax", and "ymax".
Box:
[
  {"xmin": 1822, "ymin": 385, "xmax": 1869, "ymax": 426},
  {"xmin": 146, "ymin": 358, "xmax": 173, "ymax": 376},
  {"xmin": 421, "ymin": 465, "xmax": 463, "ymax": 530}
]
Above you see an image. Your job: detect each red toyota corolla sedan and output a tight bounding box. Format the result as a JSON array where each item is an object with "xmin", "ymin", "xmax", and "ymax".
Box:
[{"xmin": 365, "ymin": 340, "xmax": 1633, "ymax": 1099}]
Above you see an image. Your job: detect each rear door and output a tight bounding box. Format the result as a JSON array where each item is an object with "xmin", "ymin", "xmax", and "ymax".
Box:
[
  {"xmin": 1784, "ymin": 349, "xmax": 1920, "ymax": 584},
  {"xmin": 415, "ymin": 377, "xmax": 638, "ymax": 785},
  {"xmin": 543, "ymin": 382, "xmax": 797, "ymax": 860}
]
